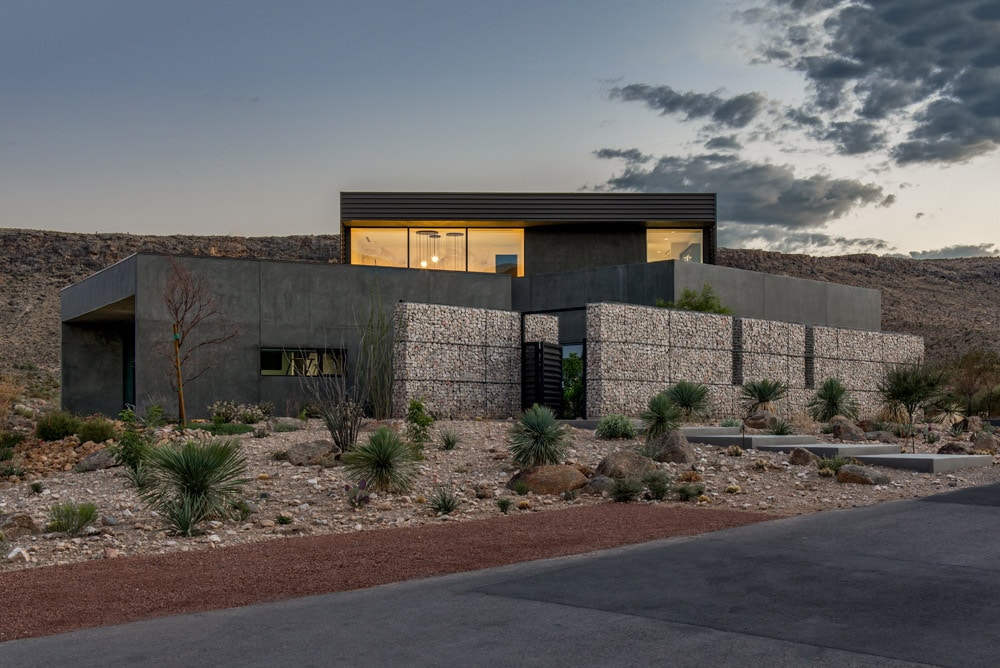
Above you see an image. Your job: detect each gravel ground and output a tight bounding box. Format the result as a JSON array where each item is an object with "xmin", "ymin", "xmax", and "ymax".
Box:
[{"xmin": 0, "ymin": 418, "xmax": 997, "ymax": 641}]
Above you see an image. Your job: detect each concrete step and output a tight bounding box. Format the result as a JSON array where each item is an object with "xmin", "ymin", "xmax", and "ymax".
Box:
[
  {"xmin": 684, "ymin": 434, "xmax": 818, "ymax": 448},
  {"xmin": 753, "ymin": 443, "xmax": 901, "ymax": 458},
  {"xmin": 852, "ymin": 454, "xmax": 994, "ymax": 474}
]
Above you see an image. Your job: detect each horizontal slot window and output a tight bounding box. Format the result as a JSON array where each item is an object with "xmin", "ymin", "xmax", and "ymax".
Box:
[{"xmin": 260, "ymin": 348, "xmax": 345, "ymax": 376}]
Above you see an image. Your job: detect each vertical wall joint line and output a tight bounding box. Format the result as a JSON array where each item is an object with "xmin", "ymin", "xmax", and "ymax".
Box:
[
  {"xmin": 804, "ymin": 325, "xmax": 815, "ymax": 390},
  {"xmin": 731, "ymin": 317, "xmax": 743, "ymax": 386}
]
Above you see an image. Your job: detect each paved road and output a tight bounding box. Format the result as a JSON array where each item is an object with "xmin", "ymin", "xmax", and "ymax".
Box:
[{"xmin": 4, "ymin": 484, "xmax": 1000, "ymax": 667}]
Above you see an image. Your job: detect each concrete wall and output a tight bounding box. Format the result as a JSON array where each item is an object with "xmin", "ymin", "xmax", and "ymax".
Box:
[
  {"xmin": 512, "ymin": 260, "xmax": 881, "ymax": 343},
  {"xmin": 61, "ymin": 323, "xmax": 126, "ymax": 416},
  {"xmin": 524, "ymin": 225, "xmax": 646, "ymax": 275},
  {"xmin": 585, "ymin": 302, "xmax": 922, "ymax": 420}
]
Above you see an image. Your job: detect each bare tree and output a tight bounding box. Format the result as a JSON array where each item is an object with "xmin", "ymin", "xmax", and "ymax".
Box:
[{"xmin": 156, "ymin": 258, "xmax": 239, "ymax": 425}]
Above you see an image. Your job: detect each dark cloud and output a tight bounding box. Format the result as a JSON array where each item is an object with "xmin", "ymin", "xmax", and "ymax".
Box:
[
  {"xmin": 595, "ymin": 151, "xmax": 889, "ymax": 228},
  {"xmin": 908, "ymin": 243, "xmax": 1000, "ymax": 259},
  {"xmin": 915, "ymin": 212, "xmax": 925, "ymax": 219},
  {"xmin": 609, "ymin": 84, "xmax": 766, "ymax": 129},
  {"xmin": 592, "ymin": 148, "xmax": 651, "ymax": 163},
  {"xmin": 749, "ymin": 0, "xmax": 1000, "ymax": 164},
  {"xmin": 704, "ymin": 135, "xmax": 742, "ymax": 150},
  {"xmin": 718, "ymin": 224, "xmax": 894, "ymax": 255}
]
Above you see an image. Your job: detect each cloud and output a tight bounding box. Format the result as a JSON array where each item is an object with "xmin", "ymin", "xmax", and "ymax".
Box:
[
  {"xmin": 718, "ymin": 224, "xmax": 895, "ymax": 255},
  {"xmin": 704, "ymin": 135, "xmax": 742, "ymax": 150},
  {"xmin": 592, "ymin": 148, "xmax": 651, "ymax": 163},
  {"xmin": 595, "ymin": 150, "xmax": 890, "ymax": 228},
  {"xmin": 747, "ymin": 0, "xmax": 1000, "ymax": 164},
  {"xmin": 609, "ymin": 84, "xmax": 766, "ymax": 129},
  {"xmin": 908, "ymin": 243, "xmax": 1000, "ymax": 259}
]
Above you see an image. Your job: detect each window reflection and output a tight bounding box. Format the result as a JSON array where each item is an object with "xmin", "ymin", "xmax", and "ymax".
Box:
[
  {"xmin": 468, "ymin": 229, "xmax": 523, "ymax": 276},
  {"xmin": 646, "ymin": 229, "xmax": 703, "ymax": 263},
  {"xmin": 350, "ymin": 229, "xmax": 407, "ymax": 267},
  {"xmin": 349, "ymin": 225, "xmax": 522, "ymax": 276}
]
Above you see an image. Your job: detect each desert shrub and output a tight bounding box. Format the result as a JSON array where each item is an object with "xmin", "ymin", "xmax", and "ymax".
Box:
[
  {"xmin": 428, "ymin": 487, "xmax": 460, "ymax": 514},
  {"xmin": 136, "ymin": 403, "xmax": 167, "ymax": 429},
  {"xmin": 237, "ymin": 402, "xmax": 273, "ymax": 424},
  {"xmin": 512, "ymin": 479, "xmax": 529, "ymax": 495},
  {"xmin": 610, "ymin": 477, "xmax": 643, "ymax": 503},
  {"xmin": 508, "ymin": 404, "xmax": 569, "ymax": 469},
  {"xmin": 562, "ymin": 352, "xmax": 585, "ymax": 419},
  {"xmin": 642, "ymin": 470, "xmax": 672, "ymax": 501},
  {"xmin": 768, "ymin": 419, "xmax": 794, "ymax": 436},
  {"xmin": 656, "ymin": 283, "xmax": 733, "ymax": 315},
  {"xmin": 740, "ymin": 379, "xmax": 788, "ymax": 414},
  {"xmin": 271, "ymin": 421, "xmax": 300, "ymax": 433},
  {"xmin": 807, "ymin": 378, "xmax": 859, "ymax": 422},
  {"xmin": 0, "ymin": 461, "xmax": 25, "ymax": 478},
  {"xmin": 76, "ymin": 416, "xmax": 119, "ymax": 444},
  {"xmin": 0, "ymin": 376, "xmax": 20, "ymax": 428},
  {"xmin": 666, "ymin": 380, "xmax": 710, "ymax": 421},
  {"xmin": 595, "ymin": 414, "xmax": 638, "ymax": 440},
  {"xmin": 677, "ymin": 470, "xmax": 703, "ymax": 482},
  {"xmin": 725, "ymin": 445, "xmax": 743, "ymax": 457},
  {"xmin": 816, "ymin": 456, "xmax": 850, "ymax": 473},
  {"xmin": 342, "ymin": 427, "xmax": 418, "ymax": 493},
  {"xmin": 35, "ymin": 411, "xmax": 80, "ymax": 441},
  {"xmin": 674, "ymin": 482, "xmax": 706, "ymax": 501},
  {"xmin": 190, "ymin": 423, "xmax": 255, "ymax": 436},
  {"xmin": 496, "ymin": 497, "xmax": 513, "ymax": 514},
  {"xmin": 345, "ymin": 479, "xmax": 370, "ymax": 508},
  {"xmin": 107, "ymin": 410, "xmax": 155, "ymax": 489},
  {"xmin": 439, "ymin": 429, "xmax": 461, "ymax": 451},
  {"xmin": 721, "ymin": 418, "xmax": 741, "ymax": 428},
  {"xmin": 878, "ymin": 364, "xmax": 948, "ymax": 452},
  {"xmin": 208, "ymin": 400, "xmax": 239, "ymax": 423},
  {"xmin": 0, "ymin": 431, "xmax": 26, "ymax": 450},
  {"xmin": 141, "ymin": 439, "xmax": 249, "ymax": 536},
  {"xmin": 405, "ymin": 399, "xmax": 435, "ymax": 453},
  {"xmin": 0, "ymin": 446, "xmax": 15, "ymax": 462},
  {"xmin": 46, "ymin": 501, "xmax": 98, "ymax": 536},
  {"xmin": 640, "ymin": 392, "xmax": 681, "ymax": 441}
]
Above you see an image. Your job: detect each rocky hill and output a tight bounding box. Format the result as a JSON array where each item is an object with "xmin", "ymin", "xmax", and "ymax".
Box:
[{"xmin": 0, "ymin": 229, "xmax": 997, "ymax": 378}]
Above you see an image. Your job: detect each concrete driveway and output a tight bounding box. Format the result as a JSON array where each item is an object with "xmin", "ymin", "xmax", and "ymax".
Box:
[{"xmin": 4, "ymin": 483, "xmax": 999, "ymax": 667}]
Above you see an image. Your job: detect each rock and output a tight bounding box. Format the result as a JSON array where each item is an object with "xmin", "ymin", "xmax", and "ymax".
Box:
[
  {"xmin": 103, "ymin": 548, "xmax": 121, "ymax": 559},
  {"xmin": 830, "ymin": 416, "xmax": 865, "ymax": 442},
  {"xmin": 788, "ymin": 447, "xmax": 821, "ymax": 466},
  {"xmin": 643, "ymin": 430, "xmax": 695, "ymax": 463},
  {"xmin": 101, "ymin": 515, "xmax": 119, "ymax": 526},
  {"xmin": 961, "ymin": 416, "xmax": 983, "ymax": 433},
  {"xmin": 937, "ymin": 442, "xmax": 970, "ymax": 455},
  {"xmin": 274, "ymin": 440, "xmax": 338, "ymax": 466},
  {"xmin": 6, "ymin": 547, "xmax": 30, "ymax": 562},
  {"xmin": 507, "ymin": 465, "xmax": 587, "ymax": 495},
  {"xmin": 744, "ymin": 411, "xmax": 778, "ymax": 430},
  {"xmin": 970, "ymin": 431, "xmax": 998, "ymax": 453},
  {"xmin": 595, "ymin": 451, "xmax": 657, "ymax": 479},
  {"xmin": 0, "ymin": 513, "xmax": 39, "ymax": 539},
  {"xmin": 836, "ymin": 464, "xmax": 890, "ymax": 485},
  {"xmin": 271, "ymin": 417, "xmax": 305, "ymax": 429},
  {"xmin": 865, "ymin": 430, "xmax": 898, "ymax": 444},
  {"xmin": 74, "ymin": 448, "xmax": 117, "ymax": 472},
  {"xmin": 584, "ymin": 475, "xmax": 616, "ymax": 495}
]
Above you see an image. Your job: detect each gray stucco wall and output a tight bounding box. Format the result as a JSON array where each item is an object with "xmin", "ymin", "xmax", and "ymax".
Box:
[
  {"xmin": 524, "ymin": 225, "xmax": 647, "ymax": 275},
  {"xmin": 61, "ymin": 323, "xmax": 126, "ymax": 416}
]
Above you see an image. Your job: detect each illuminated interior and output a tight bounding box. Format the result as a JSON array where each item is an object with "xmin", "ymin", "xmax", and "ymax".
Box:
[
  {"xmin": 350, "ymin": 225, "xmax": 524, "ymax": 276},
  {"xmin": 646, "ymin": 229, "xmax": 704, "ymax": 263}
]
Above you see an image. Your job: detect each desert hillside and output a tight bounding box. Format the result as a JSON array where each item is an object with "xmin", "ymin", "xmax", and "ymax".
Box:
[{"xmin": 0, "ymin": 229, "xmax": 997, "ymax": 377}]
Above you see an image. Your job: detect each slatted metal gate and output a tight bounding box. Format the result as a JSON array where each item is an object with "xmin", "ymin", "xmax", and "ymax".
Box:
[{"xmin": 521, "ymin": 342, "xmax": 563, "ymax": 414}]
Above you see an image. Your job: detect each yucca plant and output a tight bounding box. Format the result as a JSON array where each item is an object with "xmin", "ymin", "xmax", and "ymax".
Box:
[
  {"xmin": 439, "ymin": 429, "xmax": 461, "ymax": 451},
  {"xmin": 806, "ymin": 377, "xmax": 858, "ymax": 422},
  {"xmin": 640, "ymin": 392, "xmax": 681, "ymax": 442},
  {"xmin": 342, "ymin": 427, "xmax": 418, "ymax": 492},
  {"xmin": 508, "ymin": 404, "xmax": 568, "ymax": 469},
  {"xmin": 877, "ymin": 364, "xmax": 948, "ymax": 452},
  {"xmin": 428, "ymin": 487, "xmax": 460, "ymax": 515},
  {"xmin": 740, "ymin": 378, "xmax": 788, "ymax": 414},
  {"xmin": 768, "ymin": 419, "xmax": 794, "ymax": 435},
  {"xmin": 141, "ymin": 439, "xmax": 249, "ymax": 536},
  {"xmin": 665, "ymin": 380, "xmax": 710, "ymax": 421}
]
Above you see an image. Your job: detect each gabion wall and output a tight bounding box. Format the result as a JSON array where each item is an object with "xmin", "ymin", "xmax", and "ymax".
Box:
[
  {"xmin": 586, "ymin": 302, "xmax": 924, "ymax": 419},
  {"xmin": 392, "ymin": 303, "xmax": 558, "ymax": 418}
]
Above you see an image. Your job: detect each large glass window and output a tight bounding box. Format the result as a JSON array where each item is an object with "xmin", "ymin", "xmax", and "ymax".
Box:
[
  {"xmin": 467, "ymin": 229, "xmax": 523, "ymax": 277},
  {"xmin": 260, "ymin": 348, "xmax": 345, "ymax": 376},
  {"xmin": 646, "ymin": 229, "xmax": 703, "ymax": 263},
  {"xmin": 350, "ymin": 228, "xmax": 407, "ymax": 267},
  {"xmin": 409, "ymin": 228, "xmax": 467, "ymax": 271}
]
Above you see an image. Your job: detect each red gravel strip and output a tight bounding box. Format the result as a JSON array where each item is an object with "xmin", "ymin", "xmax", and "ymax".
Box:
[{"xmin": 0, "ymin": 503, "xmax": 772, "ymax": 642}]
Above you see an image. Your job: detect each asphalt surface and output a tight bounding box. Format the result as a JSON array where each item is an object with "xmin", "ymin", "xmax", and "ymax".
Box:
[{"xmin": 5, "ymin": 484, "xmax": 1000, "ymax": 667}]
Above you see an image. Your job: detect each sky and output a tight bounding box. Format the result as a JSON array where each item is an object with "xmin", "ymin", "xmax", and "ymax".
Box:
[{"xmin": 1, "ymin": 0, "xmax": 998, "ymax": 258}]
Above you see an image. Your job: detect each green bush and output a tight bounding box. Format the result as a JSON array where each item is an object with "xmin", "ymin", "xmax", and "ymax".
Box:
[
  {"xmin": 496, "ymin": 497, "xmax": 513, "ymax": 514},
  {"xmin": 768, "ymin": 419, "xmax": 794, "ymax": 435},
  {"xmin": 562, "ymin": 352, "xmax": 585, "ymax": 419},
  {"xmin": 508, "ymin": 404, "xmax": 569, "ymax": 469},
  {"xmin": 35, "ymin": 411, "xmax": 80, "ymax": 441},
  {"xmin": 642, "ymin": 470, "xmax": 673, "ymax": 501},
  {"xmin": 721, "ymin": 418, "xmax": 741, "ymax": 428},
  {"xmin": 439, "ymin": 429, "xmax": 461, "ymax": 451},
  {"xmin": 107, "ymin": 410, "xmax": 155, "ymax": 489},
  {"xmin": 0, "ymin": 431, "xmax": 26, "ymax": 450},
  {"xmin": 190, "ymin": 423, "xmax": 255, "ymax": 436},
  {"xmin": 610, "ymin": 477, "xmax": 643, "ymax": 503},
  {"xmin": 595, "ymin": 414, "xmax": 638, "ymax": 440},
  {"xmin": 46, "ymin": 502, "xmax": 98, "ymax": 536},
  {"xmin": 656, "ymin": 283, "xmax": 733, "ymax": 315},
  {"xmin": 816, "ymin": 456, "xmax": 850, "ymax": 473},
  {"xmin": 342, "ymin": 427, "xmax": 418, "ymax": 493},
  {"xmin": 141, "ymin": 439, "xmax": 249, "ymax": 536},
  {"xmin": 405, "ymin": 399, "xmax": 435, "ymax": 453},
  {"xmin": 807, "ymin": 378, "xmax": 859, "ymax": 422},
  {"xmin": 76, "ymin": 416, "xmax": 119, "ymax": 444},
  {"xmin": 665, "ymin": 380, "xmax": 710, "ymax": 421},
  {"xmin": 674, "ymin": 482, "xmax": 706, "ymax": 501},
  {"xmin": 428, "ymin": 487, "xmax": 461, "ymax": 515},
  {"xmin": 640, "ymin": 392, "xmax": 681, "ymax": 441},
  {"xmin": 740, "ymin": 379, "xmax": 788, "ymax": 414}
]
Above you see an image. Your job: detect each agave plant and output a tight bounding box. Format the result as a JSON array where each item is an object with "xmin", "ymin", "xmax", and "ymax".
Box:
[
  {"xmin": 508, "ymin": 404, "xmax": 569, "ymax": 469},
  {"xmin": 665, "ymin": 380, "xmax": 711, "ymax": 421},
  {"xmin": 342, "ymin": 427, "xmax": 418, "ymax": 493},
  {"xmin": 740, "ymin": 378, "xmax": 788, "ymax": 414},
  {"xmin": 640, "ymin": 392, "xmax": 682, "ymax": 442},
  {"xmin": 806, "ymin": 377, "xmax": 859, "ymax": 422}
]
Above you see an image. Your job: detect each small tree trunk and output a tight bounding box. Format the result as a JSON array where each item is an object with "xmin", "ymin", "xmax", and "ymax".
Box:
[{"xmin": 173, "ymin": 322, "xmax": 186, "ymax": 426}]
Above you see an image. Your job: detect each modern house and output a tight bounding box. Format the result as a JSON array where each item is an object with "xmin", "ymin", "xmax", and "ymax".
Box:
[{"xmin": 60, "ymin": 192, "xmax": 919, "ymax": 421}]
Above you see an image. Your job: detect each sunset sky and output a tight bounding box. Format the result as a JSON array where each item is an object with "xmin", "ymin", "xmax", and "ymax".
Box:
[{"xmin": 2, "ymin": 0, "xmax": 998, "ymax": 257}]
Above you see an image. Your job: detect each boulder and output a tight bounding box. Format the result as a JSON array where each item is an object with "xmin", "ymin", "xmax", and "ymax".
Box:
[
  {"xmin": 644, "ymin": 430, "xmax": 695, "ymax": 463},
  {"xmin": 0, "ymin": 513, "xmax": 40, "ymax": 540},
  {"xmin": 970, "ymin": 431, "xmax": 998, "ymax": 454},
  {"xmin": 507, "ymin": 465, "xmax": 587, "ymax": 496},
  {"xmin": 937, "ymin": 442, "xmax": 970, "ymax": 455},
  {"xmin": 274, "ymin": 440, "xmax": 338, "ymax": 466},
  {"xmin": 595, "ymin": 451, "xmax": 657, "ymax": 479},
  {"xmin": 864, "ymin": 430, "xmax": 898, "ymax": 444},
  {"xmin": 830, "ymin": 416, "xmax": 865, "ymax": 442},
  {"xmin": 836, "ymin": 464, "xmax": 890, "ymax": 485},
  {"xmin": 788, "ymin": 447, "xmax": 821, "ymax": 466},
  {"xmin": 744, "ymin": 411, "xmax": 778, "ymax": 430},
  {"xmin": 74, "ymin": 448, "xmax": 116, "ymax": 472},
  {"xmin": 583, "ymin": 475, "xmax": 616, "ymax": 496}
]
